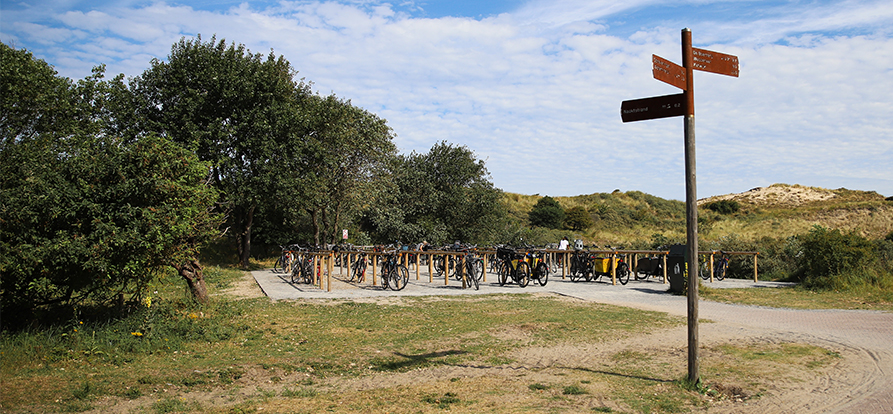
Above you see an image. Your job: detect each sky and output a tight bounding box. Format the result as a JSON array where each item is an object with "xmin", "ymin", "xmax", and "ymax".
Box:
[{"xmin": 2, "ymin": 0, "xmax": 892, "ymax": 201}]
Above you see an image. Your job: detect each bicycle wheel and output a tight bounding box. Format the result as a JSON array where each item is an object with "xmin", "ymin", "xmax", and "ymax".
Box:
[
  {"xmin": 302, "ymin": 262, "xmax": 314, "ymax": 284},
  {"xmin": 290, "ymin": 265, "xmax": 300, "ymax": 283},
  {"xmin": 434, "ymin": 256, "xmax": 445, "ymax": 277},
  {"xmin": 499, "ymin": 263, "xmax": 510, "ymax": 286},
  {"xmin": 392, "ymin": 265, "xmax": 409, "ymax": 291},
  {"xmin": 515, "ymin": 262, "xmax": 530, "ymax": 288},
  {"xmin": 699, "ymin": 260, "xmax": 711, "ymax": 280},
  {"xmin": 274, "ymin": 255, "xmax": 283, "ymax": 273},
  {"xmin": 617, "ymin": 262, "xmax": 630, "ymax": 285},
  {"xmin": 536, "ymin": 263, "xmax": 549, "ymax": 286},
  {"xmin": 715, "ymin": 259, "xmax": 728, "ymax": 281},
  {"xmin": 381, "ymin": 267, "xmax": 392, "ymax": 290},
  {"xmin": 466, "ymin": 267, "xmax": 479, "ymax": 290}
]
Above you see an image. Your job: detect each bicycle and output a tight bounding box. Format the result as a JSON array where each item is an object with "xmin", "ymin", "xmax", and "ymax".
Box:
[
  {"xmin": 349, "ymin": 251, "xmax": 368, "ymax": 283},
  {"xmin": 380, "ymin": 250, "xmax": 409, "ymax": 291},
  {"xmin": 589, "ymin": 247, "xmax": 630, "ymax": 285},
  {"xmin": 701, "ymin": 251, "xmax": 729, "ymax": 281},
  {"xmin": 525, "ymin": 249, "xmax": 550, "ymax": 286},
  {"xmin": 290, "ymin": 247, "xmax": 314, "ymax": 284},
  {"xmin": 569, "ymin": 249, "xmax": 593, "ymax": 282},
  {"xmin": 496, "ymin": 246, "xmax": 531, "ymax": 287}
]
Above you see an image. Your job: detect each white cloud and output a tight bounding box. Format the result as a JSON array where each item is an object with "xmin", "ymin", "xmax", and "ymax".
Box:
[{"xmin": 1, "ymin": 0, "xmax": 891, "ymax": 199}]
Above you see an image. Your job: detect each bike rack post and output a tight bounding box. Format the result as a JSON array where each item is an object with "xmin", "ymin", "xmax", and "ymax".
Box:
[
  {"xmin": 372, "ymin": 253, "xmax": 378, "ymax": 286},
  {"xmin": 709, "ymin": 251, "xmax": 715, "ymax": 283},
  {"xmin": 444, "ymin": 253, "xmax": 450, "ymax": 286},
  {"xmin": 662, "ymin": 253, "xmax": 668, "ymax": 284},
  {"xmin": 347, "ymin": 252, "xmax": 353, "ymax": 280},
  {"xmin": 428, "ymin": 253, "xmax": 433, "ymax": 283},
  {"xmin": 327, "ymin": 253, "xmax": 333, "ymax": 292},
  {"xmin": 415, "ymin": 251, "xmax": 420, "ymax": 280},
  {"xmin": 610, "ymin": 252, "xmax": 617, "ymax": 285}
]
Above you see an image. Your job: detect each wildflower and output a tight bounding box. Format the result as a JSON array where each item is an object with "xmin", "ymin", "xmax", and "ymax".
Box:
[
  {"xmin": 143, "ymin": 296, "xmax": 152, "ymax": 308},
  {"xmin": 131, "ymin": 332, "xmax": 143, "ymax": 337}
]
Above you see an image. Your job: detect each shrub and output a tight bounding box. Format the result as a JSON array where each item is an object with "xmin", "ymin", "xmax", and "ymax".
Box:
[
  {"xmin": 792, "ymin": 226, "xmax": 884, "ymax": 291},
  {"xmin": 704, "ymin": 199, "xmax": 741, "ymax": 215}
]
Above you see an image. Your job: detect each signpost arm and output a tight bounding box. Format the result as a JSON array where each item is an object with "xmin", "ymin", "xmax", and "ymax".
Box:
[{"xmin": 682, "ymin": 27, "xmax": 700, "ymax": 385}]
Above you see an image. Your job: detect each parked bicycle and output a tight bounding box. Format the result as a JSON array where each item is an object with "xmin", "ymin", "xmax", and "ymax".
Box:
[
  {"xmin": 349, "ymin": 251, "xmax": 368, "ymax": 283},
  {"xmin": 589, "ymin": 247, "xmax": 630, "ymax": 285},
  {"xmin": 496, "ymin": 246, "xmax": 531, "ymax": 287},
  {"xmin": 701, "ymin": 251, "xmax": 728, "ymax": 281},
  {"xmin": 380, "ymin": 250, "xmax": 409, "ymax": 291},
  {"xmin": 524, "ymin": 249, "xmax": 550, "ymax": 286}
]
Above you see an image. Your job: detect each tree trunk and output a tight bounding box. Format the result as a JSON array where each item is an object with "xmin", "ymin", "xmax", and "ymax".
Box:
[
  {"xmin": 310, "ymin": 208, "xmax": 320, "ymax": 247},
  {"xmin": 172, "ymin": 259, "xmax": 210, "ymax": 304},
  {"xmin": 237, "ymin": 204, "xmax": 255, "ymax": 268}
]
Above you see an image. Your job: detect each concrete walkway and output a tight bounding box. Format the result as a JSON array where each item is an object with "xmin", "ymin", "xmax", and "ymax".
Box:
[{"xmin": 250, "ymin": 267, "xmax": 893, "ymax": 413}]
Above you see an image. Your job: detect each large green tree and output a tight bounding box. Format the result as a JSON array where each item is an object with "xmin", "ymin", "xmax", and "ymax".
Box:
[
  {"xmin": 299, "ymin": 94, "xmax": 397, "ymax": 245},
  {"xmin": 131, "ymin": 35, "xmax": 307, "ymax": 267},
  {"xmin": 1, "ymin": 43, "xmax": 221, "ymax": 322},
  {"xmin": 368, "ymin": 141, "xmax": 505, "ymax": 244}
]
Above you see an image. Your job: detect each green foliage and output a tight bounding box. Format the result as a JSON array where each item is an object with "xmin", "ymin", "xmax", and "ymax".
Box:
[
  {"xmin": 1, "ymin": 43, "xmax": 220, "ymax": 323},
  {"xmin": 793, "ymin": 226, "xmax": 889, "ymax": 291},
  {"xmin": 1, "ymin": 42, "xmax": 85, "ymax": 143},
  {"xmin": 367, "ymin": 141, "xmax": 506, "ymax": 245},
  {"xmin": 132, "ymin": 35, "xmax": 305, "ymax": 266},
  {"xmin": 705, "ymin": 199, "xmax": 741, "ymax": 215},
  {"xmin": 528, "ymin": 196, "xmax": 565, "ymax": 229},
  {"xmin": 0, "ymin": 134, "xmax": 219, "ymax": 324},
  {"xmin": 564, "ymin": 206, "xmax": 593, "ymax": 231}
]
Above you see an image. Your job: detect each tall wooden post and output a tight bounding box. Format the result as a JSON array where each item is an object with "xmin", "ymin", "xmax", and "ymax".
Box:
[{"xmin": 682, "ymin": 27, "xmax": 700, "ymax": 385}]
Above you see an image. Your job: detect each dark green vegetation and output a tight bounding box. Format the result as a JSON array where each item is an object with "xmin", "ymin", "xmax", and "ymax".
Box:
[
  {"xmin": 0, "ymin": 269, "xmax": 842, "ymax": 413},
  {"xmin": 1, "ymin": 38, "xmax": 506, "ymax": 323}
]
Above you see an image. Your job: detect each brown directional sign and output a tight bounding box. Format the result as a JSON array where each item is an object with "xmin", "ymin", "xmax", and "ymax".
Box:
[
  {"xmin": 653, "ymin": 54, "xmax": 687, "ymax": 90},
  {"xmin": 621, "ymin": 93, "xmax": 685, "ymax": 123},
  {"xmin": 692, "ymin": 47, "xmax": 739, "ymax": 77}
]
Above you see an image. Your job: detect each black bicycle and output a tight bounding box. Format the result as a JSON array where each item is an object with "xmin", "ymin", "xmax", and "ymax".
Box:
[
  {"xmin": 380, "ymin": 250, "xmax": 409, "ymax": 291},
  {"xmin": 496, "ymin": 246, "xmax": 530, "ymax": 287}
]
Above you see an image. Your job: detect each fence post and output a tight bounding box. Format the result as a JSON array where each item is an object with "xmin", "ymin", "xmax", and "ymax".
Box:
[
  {"xmin": 482, "ymin": 253, "xmax": 488, "ymax": 282},
  {"xmin": 753, "ymin": 253, "xmax": 759, "ymax": 282},
  {"xmin": 662, "ymin": 253, "xmax": 668, "ymax": 284}
]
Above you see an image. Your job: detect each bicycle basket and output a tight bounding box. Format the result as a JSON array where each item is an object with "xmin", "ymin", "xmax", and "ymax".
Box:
[{"xmin": 496, "ymin": 247, "xmax": 515, "ymax": 261}]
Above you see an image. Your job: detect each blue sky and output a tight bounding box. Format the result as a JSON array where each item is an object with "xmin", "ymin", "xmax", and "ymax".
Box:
[{"xmin": 3, "ymin": 0, "xmax": 892, "ymax": 200}]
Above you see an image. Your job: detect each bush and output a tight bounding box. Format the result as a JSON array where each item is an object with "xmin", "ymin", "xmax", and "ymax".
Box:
[
  {"xmin": 792, "ymin": 226, "xmax": 887, "ymax": 291},
  {"xmin": 704, "ymin": 200, "xmax": 741, "ymax": 215}
]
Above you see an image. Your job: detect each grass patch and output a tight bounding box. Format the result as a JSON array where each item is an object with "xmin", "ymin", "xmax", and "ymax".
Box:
[
  {"xmin": 0, "ymin": 268, "xmax": 853, "ymax": 413},
  {"xmin": 700, "ymin": 285, "xmax": 893, "ymax": 311}
]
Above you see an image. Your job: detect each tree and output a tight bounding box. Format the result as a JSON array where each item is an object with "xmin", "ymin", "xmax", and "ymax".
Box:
[
  {"xmin": 1, "ymin": 42, "xmax": 91, "ymax": 145},
  {"xmin": 1, "ymin": 43, "xmax": 221, "ymax": 323},
  {"xmin": 299, "ymin": 94, "xmax": 397, "ymax": 246},
  {"xmin": 368, "ymin": 141, "xmax": 506, "ymax": 244},
  {"xmin": 0, "ymin": 134, "xmax": 219, "ymax": 320},
  {"xmin": 564, "ymin": 206, "xmax": 594, "ymax": 231},
  {"xmin": 131, "ymin": 35, "xmax": 306, "ymax": 267},
  {"xmin": 529, "ymin": 196, "xmax": 565, "ymax": 229}
]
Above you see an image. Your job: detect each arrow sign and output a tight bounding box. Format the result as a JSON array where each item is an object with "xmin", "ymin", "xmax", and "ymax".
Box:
[
  {"xmin": 653, "ymin": 54, "xmax": 687, "ymax": 90},
  {"xmin": 621, "ymin": 93, "xmax": 685, "ymax": 123},
  {"xmin": 692, "ymin": 47, "xmax": 739, "ymax": 77}
]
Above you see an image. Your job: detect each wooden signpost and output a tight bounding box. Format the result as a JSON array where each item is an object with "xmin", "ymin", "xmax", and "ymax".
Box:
[{"xmin": 621, "ymin": 29, "xmax": 739, "ymax": 384}]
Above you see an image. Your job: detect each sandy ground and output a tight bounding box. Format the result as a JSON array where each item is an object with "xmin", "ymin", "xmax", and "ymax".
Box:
[{"xmin": 218, "ymin": 267, "xmax": 893, "ymax": 414}]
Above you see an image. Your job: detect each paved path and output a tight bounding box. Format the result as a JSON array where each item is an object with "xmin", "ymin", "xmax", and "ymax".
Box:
[{"xmin": 251, "ymin": 268, "xmax": 893, "ymax": 413}]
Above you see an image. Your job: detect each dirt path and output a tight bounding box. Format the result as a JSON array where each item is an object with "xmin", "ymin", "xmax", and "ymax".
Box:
[{"xmin": 232, "ymin": 269, "xmax": 893, "ymax": 413}]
